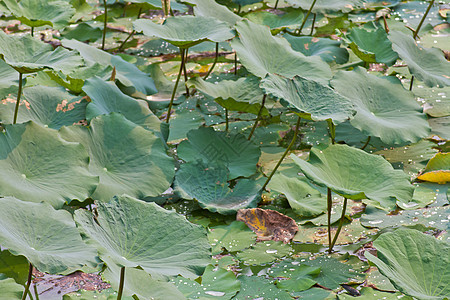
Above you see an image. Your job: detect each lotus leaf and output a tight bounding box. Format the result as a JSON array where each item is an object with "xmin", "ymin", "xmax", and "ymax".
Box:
[
  {"xmin": 230, "ymin": 19, "xmax": 332, "ymax": 82},
  {"xmin": 234, "ymin": 276, "xmax": 293, "ymax": 300},
  {"xmin": 0, "ymin": 251, "xmax": 30, "ymax": 286},
  {"xmin": 285, "ymin": 0, "xmax": 365, "ymax": 13},
  {"xmin": 208, "ymin": 221, "xmax": 257, "ymax": 255},
  {"xmin": 418, "ymin": 152, "xmax": 450, "ymax": 184},
  {"xmin": 74, "ymin": 195, "xmax": 211, "ymax": 280},
  {"xmin": 291, "ymin": 144, "xmax": 414, "ymax": 209},
  {"xmin": 0, "ymin": 121, "xmax": 98, "ymax": 207},
  {"xmin": 261, "ymin": 74, "xmax": 354, "ymax": 124},
  {"xmin": 331, "ymin": 67, "xmax": 430, "ymax": 144},
  {"xmin": 365, "ymin": 228, "xmax": 450, "ymax": 299},
  {"xmin": 189, "ymin": 0, "xmax": 242, "ymax": 25},
  {"xmin": 60, "ymin": 114, "xmax": 174, "ymax": 201},
  {"xmin": 236, "ymin": 241, "xmax": 292, "ymax": 265},
  {"xmin": 0, "ymin": 277, "xmax": 23, "ymax": 300},
  {"xmin": 389, "ymin": 31, "xmax": 450, "ymax": 87},
  {"xmin": 0, "ymin": 60, "xmax": 18, "ymax": 98},
  {"xmin": 0, "ymin": 197, "xmax": 98, "ymax": 274},
  {"xmin": 129, "ymin": 0, "xmax": 187, "ymax": 12},
  {"xmin": 3, "ymin": 0, "xmax": 75, "ymax": 30},
  {"xmin": 63, "ymin": 288, "xmax": 134, "ymax": 300},
  {"xmin": 133, "ymin": 16, "xmax": 235, "ymax": 48},
  {"xmin": 177, "ymin": 127, "xmax": 261, "ymax": 179},
  {"xmin": 244, "ymin": 9, "xmax": 303, "ymax": 32},
  {"xmin": 272, "ymin": 264, "xmax": 321, "ymax": 292},
  {"xmin": 338, "ymin": 287, "xmax": 413, "ymax": 300}
]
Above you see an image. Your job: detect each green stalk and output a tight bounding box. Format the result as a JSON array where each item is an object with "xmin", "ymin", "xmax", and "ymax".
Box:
[
  {"xmin": 274, "ymin": 0, "xmax": 279, "ymax": 9},
  {"xmin": 297, "ymin": 0, "xmax": 317, "ymax": 35},
  {"xmin": 309, "ymin": 13, "xmax": 316, "ymax": 35},
  {"xmin": 327, "ymin": 187, "xmax": 332, "ymax": 252},
  {"xmin": 21, "ymin": 263, "xmax": 33, "ymax": 300},
  {"xmin": 31, "ymin": 27, "xmax": 34, "ymax": 37},
  {"xmin": 34, "ymin": 284, "xmax": 39, "ymax": 300},
  {"xmin": 13, "ymin": 72, "xmax": 23, "ymax": 124},
  {"xmin": 166, "ymin": 48, "xmax": 186, "ymax": 123},
  {"xmin": 327, "ymin": 119, "xmax": 336, "ymax": 144},
  {"xmin": 329, "ymin": 197, "xmax": 348, "ymax": 252},
  {"xmin": 247, "ymin": 94, "xmax": 266, "ymax": 140},
  {"xmin": 183, "ymin": 48, "xmax": 190, "ymax": 96},
  {"xmin": 117, "ymin": 267, "xmax": 125, "ymax": 300},
  {"xmin": 360, "ymin": 136, "xmax": 371, "ymax": 150},
  {"xmin": 262, "ymin": 116, "xmax": 301, "ymax": 190},
  {"xmin": 409, "ymin": 76, "xmax": 414, "ymax": 91},
  {"xmin": 204, "ymin": 43, "xmax": 219, "ymax": 79},
  {"xmin": 117, "ymin": 7, "xmax": 142, "ymax": 52},
  {"xmin": 225, "ymin": 108, "xmax": 229, "ymax": 132},
  {"xmin": 234, "ymin": 52, "xmax": 238, "ymax": 75},
  {"xmin": 101, "ymin": 0, "xmax": 107, "ymax": 50},
  {"xmin": 413, "ymin": 0, "xmax": 434, "ymax": 40}
]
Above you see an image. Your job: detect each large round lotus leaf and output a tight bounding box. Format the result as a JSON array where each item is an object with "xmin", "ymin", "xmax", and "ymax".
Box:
[
  {"xmin": 175, "ymin": 161, "xmax": 262, "ymax": 214},
  {"xmin": 234, "ymin": 276, "xmax": 293, "ymax": 300},
  {"xmin": 74, "ymin": 195, "xmax": 211, "ymax": 280},
  {"xmin": 244, "ymin": 9, "xmax": 303, "ymax": 32},
  {"xmin": 0, "ymin": 85, "xmax": 86, "ymax": 128},
  {"xmin": 60, "ymin": 114, "xmax": 174, "ymax": 201},
  {"xmin": 230, "ymin": 20, "xmax": 332, "ymax": 82},
  {"xmin": 290, "ymin": 144, "xmax": 414, "ymax": 209},
  {"xmin": 365, "ymin": 228, "xmax": 450, "ymax": 300},
  {"xmin": 0, "ymin": 277, "xmax": 23, "ymax": 300},
  {"xmin": 272, "ymin": 264, "xmax": 321, "ymax": 292},
  {"xmin": 0, "ymin": 31, "xmax": 83, "ymax": 74},
  {"xmin": 83, "ymin": 77, "xmax": 160, "ymax": 133},
  {"xmin": 133, "ymin": 16, "xmax": 235, "ymax": 48},
  {"xmin": 177, "ymin": 127, "xmax": 261, "ymax": 179},
  {"xmin": 284, "ymin": 0, "xmax": 364, "ymax": 13},
  {"xmin": 61, "ymin": 39, "xmax": 157, "ymax": 99},
  {"xmin": 0, "ymin": 122, "xmax": 98, "ymax": 208},
  {"xmin": 208, "ymin": 221, "xmax": 257, "ymax": 255},
  {"xmin": 345, "ymin": 26, "xmax": 398, "ymax": 66},
  {"xmin": 190, "ymin": 0, "xmax": 242, "ymax": 25},
  {"xmin": 389, "ymin": 31, "xmax": 450, "ymax": 88},
  {"xmin": 236, "ymin": 241, "xmax": 293, "ymax": 265},
  {"xmin": 331, "ymin": 67, "xmax": 430, "ymax": 144},
  {"xmin": 0, "ymin": 197, "xmax": 98, "ymax": 274},
  {"xmin": 284, "ymin": 35, "xmax": 349, "ymax": 64},
  {"xmin": 3, "ymin": 0, "xmax": 75, "ymax": 30},
  {"xmin": 261, "ymin": 74, "xmax": 354, "ymax": 124}
]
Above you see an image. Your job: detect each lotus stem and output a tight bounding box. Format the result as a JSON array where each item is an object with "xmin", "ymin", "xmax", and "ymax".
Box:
[
  {"xmin": 34, "ymin": 284, "xmax": 39, "ymax": 300},
  {"xmin": 117, "ymin": 7, "xmax": 142, "ymax": 52},
  {"xmin": 383, "ymin": 15, "xmax": 389, "ymax": 34},
  {"xmin": 360, "ymin": 136, "xmax": 371, "ymax": 150},
  {"xmin": 117, "ymin": 267, "xmax": 125, "ymax": 300},
  {"xmin": 409, "ymin": 76, "xmax": 414, "ymax": 91},
  {"xmin": 327, "ymin": 119, "xmax": 336, "ymax": 144},
  {"xmin": 31, "ymin": 27, "xmax": 34, "ymax": 37},
  {"xmin": 329, "ymin": 197, "xmax": 348, "ymax": 252},
  {"xmin": 101, "ymin": 0, "xmax": 107, "ymax": 50},
  {"xmin": 204, "ymin": 43, "xmax": 219, "ymax": 79},
  {"xmin": 13, "ymin": 72, "xmax": 23, "ymax": 124},
  {"xmin": 247, "ymin": 94, "xmax": 267, "ymax": 140},
  {"xmin": 21, "ymin": 263, "xmax": 33, "ymax": 300},
  {"xmin": 225, "ymin": 108, "xmax": 229, "ymax": 132},
  {"xmin": 183, "ymin": 48, "xmax": 190, "ymax": 96},
  {"xmin": 413, "ymin": 0, "xmax": 434, "ymax": 40},
  {"xmin": 166, "ymin": 48, "xmax": 186, "ymax": 123},
  {"xmin": 309, "ymin": 13, "xmax": 316, "ymax": 35},
  {"xmin": 234, "ymin": 52, "xmax": 238, "ymax": 75},
  {"xmin": 327, "ymin": 187, "xmax": 332, "ymax": 253},
  {"xmin": 274, "ymin": 0, "xmax": 279, "ymax": 9},
  {"xmin": 262, "ymin": 116, "xmax": 301, "ymax": 190},
  {"xmin": 297, "ymin": 0, "xmax": 317, "ymax": 35}
]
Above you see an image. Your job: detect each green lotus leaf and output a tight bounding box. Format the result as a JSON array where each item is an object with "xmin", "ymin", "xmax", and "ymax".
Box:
[
  {"xmin": 177, "ymin": 127, "xmax": 261, "ymax": 179},
  {"xmin": 0, "ymin": 277, "xmax": 23, "ymax": 300},
  {"xmin": 60, "ymin": 114, "xmax": 174, "ymax": 201},
  {"xmin": 393, "ymin": 2, "xmax": 443, "ymax": 30},
  {"xmin": 0, "ymin": 197, "xmax": 98, "ymax": 274},
  {"xmin": 331, "ymin": 67, "xmax": 430, "ymax": 144},
  {"xmin": 230, "ymin": 20, "xmax": 332, "ymax": 82},
  {"xmin": 83, "ymin": 77, "xmax": 161, "ymax": 133},
  {"xmin": 345, "ymin": 25, "xmax": 398, "ymax": 66},
  {"xmin": 133, "ymin": 16, "xmax": 235, "ymax": 48},
  {"xmin": 61, "ymin": 39, "xmax": 157, "ymax": 98},
  {"xmin": 175, "ymin": 161, "xmax": 261, "ymax": 214},
  {"xmin": 187, "ymin": 76, "xmax": 268, "ymax": 116},
  {"xmin": 0, "ymin": 60, "xmax": 18, "ymax": 98},
  {"xmin": 174, "ymin": 265, "xmax": 240, "ymax": 299},
  {"xmin": 267, "ymin": 173, "xmax": 326, "ymax": 217},
  {"xmin": 208, "ymin": 221, "xmax": 257, "ymax": 255},
  {"xmin": 261, "ymin": 74, "xmax": 354, "ymax": 124},
  {"xmin": 3, "ymin": 0, "xmax": 75, "ymax": 30},
  {"xmin": 0, "ymin": 31, "xmax": 83, "ymax": 74},
  {"xmin": 63, "ymin": 288, "xmax": 134, "ymax": 300},
  {"xmin": 0, "ymin": 122, "xmax": 98, "ymax": 207},
  {"xmin": 0, "ymin": 251, "xmax": 29, "ymax": 287},
  {"xmin": 244, "ymin": 9, "xmax": 303, "ymax": 32},
  {"xmin": 284, "ymin": 35, "xmax": 349, "ymax": 64},
  {"xmin": 272, "ymin": 264, "xmax": 321, "ymax": 292},
  {"xmin": 129, "ymin": 0, "xmax": 187, "ymax": 12},
  {"xmin": 74, "ymin": 195, "xmax": 210, "ymax": 280},
  {"xmin": 285, "ymin": 0, "xmax": 365, "ymax": 13},
  {"xmin": 61, "ymin": 22, "xmax": 102, "ymax": 42},
  {"xmin": 236, "ymin": 241, "xmax": 292, "ymax": 265},
  {"xmin": 0, "ymin": 85, "xmax": 87, "ymax": 128},
  {"xmin": 167, "ymin": 109, "xmax": 204, "ymax": 142},
  {"xmin": 234, "ymin": 276, "xmax": 293, "ymax": 300},
  {"xmin": 292, "ymin": 288, "xmax": 334, "ymax": 299},
  {"xmin": 290, "ymin": 144, "xmax": 414, "ymax": 209},
  {"xmin": 338, "ymin": 287, "xmax": 413, "ymax": 300},
  {"xmin": 189, "ymin": 0, "xmax": 242, "ymax": 25},
  {"xmin": 365, "ymin": 228, "xmax": 450, "ymax": 299},
  {"xmin": 389, "ymin": 31, "xmax": 450, "ymax": 87}
]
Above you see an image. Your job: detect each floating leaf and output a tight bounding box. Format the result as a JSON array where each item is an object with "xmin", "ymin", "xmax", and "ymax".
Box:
[
  {"xmin": 291, "ymin": 144, "xmax": 414, "ymax": 209},
  {"xmin": 75, "ymin": 195, "xmax": 210, "ymax": 280},
  {"xmin": 245, "ymin": 9, "xmax": 303, "ymax": 32},
  {"xmin": 332, "ymin": 67, "xmax": 430, "ymax": 144},
  {"xmin": 338, "ymin": 287, "xmax": 413, "ymax": 300},
  {"xmin": 0, "ymin": 197, "xmax": 97, "ymax": 274},
  {"xmin": 236, "ymin": 241, "xmax": 292, "ymax": 265},
  {"xmin": 0, "ymin": 277, "xmax": 23, "ymax": 300},
  {"xmin": 177, "ymin": 127, "xmax": 261, "ymax": 179},
  {"xmin": 292, "ymin": 287, "xmax": 334, "ymax": 299},
  {"xmin": 417, "ymin": 152, "xmax": 450, "ymax": 184},
  {"xmin": 271, "ymin": 263, "xmax": 320, "ymax": 292},
  {"xmin": 208, "ymin": 221, "xmax": 257, "ymax": 255},
  {"xmin": 261, "ymin": 74, "xmax": 354, "ymax": 124},
  {"xmin": 230, "ymin": 19, "xmax": 332, "ymax": 82},
  {"xmin": 365, "ymin": 228, "xmax": 450, "ymax": 300},
  {"xmin": 175, "ymin": 161, "xmax": 261, "ymax": 214},
  {"xmin": 60, "ymin": 114, "xmax": 174, "ymax": 201},
  {"xmin": 285, "ymin": 0, "xmax": 365, "ymax": 13},
  {"xmin": 389, "ymin": 31, "xmax": 450, "ymax": 88},
  {"xmin": 234, "ymin": 276, "xmax": 293, "ymax": 300},
  {"xmin": 0, "ymin": 122, "xmax": 98, "ymax": 207},
  {"xmin": 63, "ymin": 288, "xmax": 134, "ymax": 300},
  {"xmin": 0, "ymin": 251, "xmax": 29, "ymax": 286}
]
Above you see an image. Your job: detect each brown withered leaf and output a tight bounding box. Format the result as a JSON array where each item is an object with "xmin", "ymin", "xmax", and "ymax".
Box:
[{"xmin": 236, "ymin": 208, "xmax": 298, "ymax": 243}]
